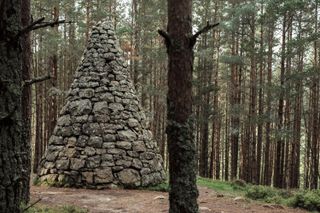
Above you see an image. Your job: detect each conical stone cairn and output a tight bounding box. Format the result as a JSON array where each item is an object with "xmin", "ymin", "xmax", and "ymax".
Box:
[{"xmin": 37, "ymin": 20, "xmax": 166, "ymax": 188}]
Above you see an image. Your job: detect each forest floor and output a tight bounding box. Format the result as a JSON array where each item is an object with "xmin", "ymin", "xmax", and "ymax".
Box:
[{"xmin": 30, "ymin": 185, "xmax": 308, "ymax": 213}]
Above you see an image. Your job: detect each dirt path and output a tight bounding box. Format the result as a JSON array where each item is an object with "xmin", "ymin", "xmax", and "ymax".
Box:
[{"xmin": 30, "ymin": 185, "xmax": 307, "ymax": 213}]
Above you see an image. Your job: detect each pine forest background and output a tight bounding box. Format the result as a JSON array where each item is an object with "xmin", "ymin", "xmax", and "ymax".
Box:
[{"xmin": 30, "ymin": 0, "xmax": 320, "ymax": 189}]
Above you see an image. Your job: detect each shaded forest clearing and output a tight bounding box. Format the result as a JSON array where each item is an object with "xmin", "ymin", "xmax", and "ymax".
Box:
[
  {"xmin": 28, "ymin": 178, "xmax": 317, "ymax": 213},
  {"xmin": 29, "ymin": 184, "xmax": 307, "ymax": 213}
]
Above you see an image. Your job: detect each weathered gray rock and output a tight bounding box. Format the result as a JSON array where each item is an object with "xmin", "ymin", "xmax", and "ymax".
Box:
[
  {"xmin": 93, "ymin": 101, "xmax": 109, "ymax": 114},
  {"xmin": 87, "ymin": 156, "xmax": 101, "ymax": 168},
  {"xmin": 140, "ymin": 152, "xmax": 156, "ymax": 160},
  {"xmin": 67, "ymin": 137, "xmax": 77, "ymax": 147},
  {"xmin": 84, "ymin": 147, "xmax": 96, "ymax": 156},
  {"xmin": 57, "ymin": 115, "xmax": 71, "ymax": 126},
  {"xmin": 128, "ymin": 118, "xmax": 139, "ymax": 127},
  {"xmin": 132, "ymin": 141, "xmax": 146, "ymax": 152},
  {"xmin": 77, "ymin": 135, "xmax": 88, "ymax": 147},
  {"xmin": 132, "ymin": 159, "xmax": 143, "ymax": 169},
  {"xmin": 56, "ymin": 159, "xmax": 70, "ymax": 170},
  {"xmin": 49, "ymin": 136, "xmax": 64, "ymax": 145},
  {"xmin": 118, "ymin": 130, "xmax": 137, "ymax": 141},
  {"xmin": 73, "ymin": 115, "xmax": 88, "ymax": 123},
  {"xmin": 66, "ymin": 148, "xmax": 77, "ymax": 158},
  {"xmin": 70, "ymin": 99, "xmax": 92, "ymax": 115},
  {"xmin": 82, "ymin": 123, "xmax": 102, "ymax": 135},
  {"xmin": 71, "ymin": 158, "xmax": 85, "ymax": 170},
  {"xmin": 103, "ymin": 134, "xmax": 116, "ymax": 142},
  {"xmin": 116, "ymin": 159, "xmax": 132, "ymax": 167},
  {"xmin": 46, "ymin": 151, "xmax": 60, "ymax": 162},
  {"xmin": 37, "ymin": 20, "xmax": 165, "ymax": 188},
  {"xmin": 117, "ymin": 169, "xmax": 141, "ymax": 186},
  {"xmin": 79, "ymin": 88, "xmax": 95, "ymax": 98},
  {"xmin": 109, "ymin": 102, "xmax": 124, "ymax": 112},
  {"xmin": 141, "ymin": 172, "xmax": 163, "ymax": 186},
  {"xmin": 116, "ymin": 141, "xmax": 132, "ymax": 150},
  {"xmin": 88, "ymin": 136, "xmax": 103, "ymax": 148},
  {"xmin": 44, "ymin": 162, "xmax": 55, "ymax": 169},
  {"xmin": 95, "ymin": 168, "xmax": 113, "ymax": 183},
  {"xmin": 82, "ymin": 172, "xmax": 94, "ymax": 184}
]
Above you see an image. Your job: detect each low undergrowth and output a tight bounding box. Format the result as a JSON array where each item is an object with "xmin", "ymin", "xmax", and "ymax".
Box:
[
  {"xmin": 24, "ymin": 205, "xmax": 88, "ymax": 213},
  {"xmin": 198, "ymin": 177, "xmax": 320, "ymax": 211},
  {"xmin": 142, "ymin": 182, "xmax": 169, "ymax": 192},
  {"xmin": 139, "ymin": 182, "xmax": 169, "ymax": 192},
  {"xmin": 197, "ymin": 177, "xmax": 246, "ymax": 195},
  {"xmin": 32, "ymin": 176, "xmax": 70, "ymax": 187}
]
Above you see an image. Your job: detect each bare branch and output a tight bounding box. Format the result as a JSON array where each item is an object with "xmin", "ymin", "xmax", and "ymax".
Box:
[
  {"xmin": 17, "ymin": 17, "xmax": 45, "ymax": 36},
  {"xmin": 22, "ymin": 198, "xmax": 42, "ymax": 212},
  {"xmin": 23, "ymin": 74, "xmax": 51, "ymax": 87},
  {"xmin": 31, "ymin": 20, "xmax": 71, "ymax": 31},
  {"xmin": 158, "ymin": 29, "xmax": 172, "ymax": 48},
  {"xmin": 17, "ymin": 18, "xmax": 72, "ymax": 37},
  {"xmin": 190, "ymin": 22, "xmax": 219, "ymax": 47}
]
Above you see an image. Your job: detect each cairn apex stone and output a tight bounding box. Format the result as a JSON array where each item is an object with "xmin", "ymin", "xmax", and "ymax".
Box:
[{"xmin": 37, "ymin": 19, "xmax": 165, "ymax": 188}]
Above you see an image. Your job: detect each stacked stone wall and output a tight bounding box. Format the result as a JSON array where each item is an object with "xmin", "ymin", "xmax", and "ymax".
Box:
[{"xmin": 38, "ymin": 20, "xmax": 165, "ymax": 188}]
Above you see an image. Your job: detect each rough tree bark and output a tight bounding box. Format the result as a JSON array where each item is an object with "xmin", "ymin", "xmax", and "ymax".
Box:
[
  {"xmin": 0, "ymin": 1, "xmax": 26, "ymax": 212},
  {"xmin": 274, "ymin": 13, "xmax": 287, "ymax": 188},
  {"xmin": 21, "ymin": 0, "xmax": 32, "ymax": 203},
  {"xmin": 158, "ymin": 0, "xmax": 218, "ymax": 212},
  {"xmin": 263, "ymin": 22, "xmax": 274, "ymax": 186}
]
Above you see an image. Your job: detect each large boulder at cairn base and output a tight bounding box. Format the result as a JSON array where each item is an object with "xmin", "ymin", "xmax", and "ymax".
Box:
[{"xmin": 37, "ymin": 20, "xmax": 166, "ymax": 188}]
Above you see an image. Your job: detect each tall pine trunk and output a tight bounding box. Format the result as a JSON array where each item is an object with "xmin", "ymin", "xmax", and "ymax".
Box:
[
  {"xmin": 162, "ymin": 0, "xmax": 199, "ymax": 211},
  {"xmin": 0, "ymin": 1, "xmax": 27, "ymax": 211},
  {"xmin": 263, "ymin": 22, "xmax": 274, "ymax": 186},
  {"xmin": 21, "ymin": 0, "xmax": 31, "ymax": 203},
  {"xmin": 274, "ymin": 13, "xmax": 287, "ymax": 188}
]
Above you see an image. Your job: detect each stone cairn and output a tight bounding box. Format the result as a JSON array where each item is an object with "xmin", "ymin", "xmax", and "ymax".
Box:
[{"xmin": 37, "ymin": 20, "xmax": 166, "ymax": 188}]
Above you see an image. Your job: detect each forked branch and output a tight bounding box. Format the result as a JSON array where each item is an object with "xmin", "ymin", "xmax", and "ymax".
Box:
[
  {"xmin": 18, "ymin": 17, "xmax": 45, "ymax": 36},
  {"xmin": 190, "ymin": 22, "xmax": 219, "ymax": 47}
]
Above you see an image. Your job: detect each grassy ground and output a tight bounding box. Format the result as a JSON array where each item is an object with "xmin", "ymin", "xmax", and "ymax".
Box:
[
  {"xmin": 197, "ymin": 177, "xmax": 320, "ymax": 212},
  {"xmin": 197, "ymin": 177, "xmax": 245, "ymax": 195},
  {"xmin": 24, "ymin": 205, "xmax": 88, "ymax": 213},
  {"xmin": 144, "ymin": 177, "xmax": 320, "ymax": 211}
]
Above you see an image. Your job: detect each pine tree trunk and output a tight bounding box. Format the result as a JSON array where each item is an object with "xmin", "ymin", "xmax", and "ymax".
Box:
[
  {"xmin": 224, "ymin": 102, "xmax": 230, "ymax": 181},
  {"xmin": 310, "ymin": 69, "xmax": 319, "ymax": 189},
  {"xmin": 274, "ymin": 13, "xmax": 287, "ymax": 188},
  {"xmin": 248, "ymin": 13, "xmax": 257, "ymax": 184},
  {"xmin": 283, "ymin": 15, "xmax": 293, "ymax": 188},
  {"xmin": 230, "ymin": 32, "xmax": 240, "ymax": 180},
  {"xmin": 256, "ymin": 4, "xmax": 264, "ymax": 185},
  {"xmin": 85, "ymin": 0, "xmax": 91, "ymax": 43},
  {"xmin": 199, "ymin": 33, "xmax": 210, "ymax": 178},
  {"xmin": 163, "ymin": 0, "xmax": 199, "ymax": 211},
  {"xmin": 33, "ymin": 28, "xmax": 44, "ymax": 173},
  {"xmin": 20, "ymin": 0, "xmax": 32, "ymax": 202},
  {"xmin": 289, "ymin": 15, "xmax": 303, "ymax": 188},
  {"xmin": 48, "ymin": 5, "xmax": 59, "ymax": 139},
  {"xmin": 210, "ymin": 38, "xmax": 221, "ymax": 180},
  {"xmin": 263, "ymin": 23, "xmax": 274, "ymax": 186},
  {"xmin": 310, "ymin": 1, "xmax": 320, "ymax": 190},
  {"xmin": 0, "ymin": 1, "xmax": 26, "ymax": 211}
]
